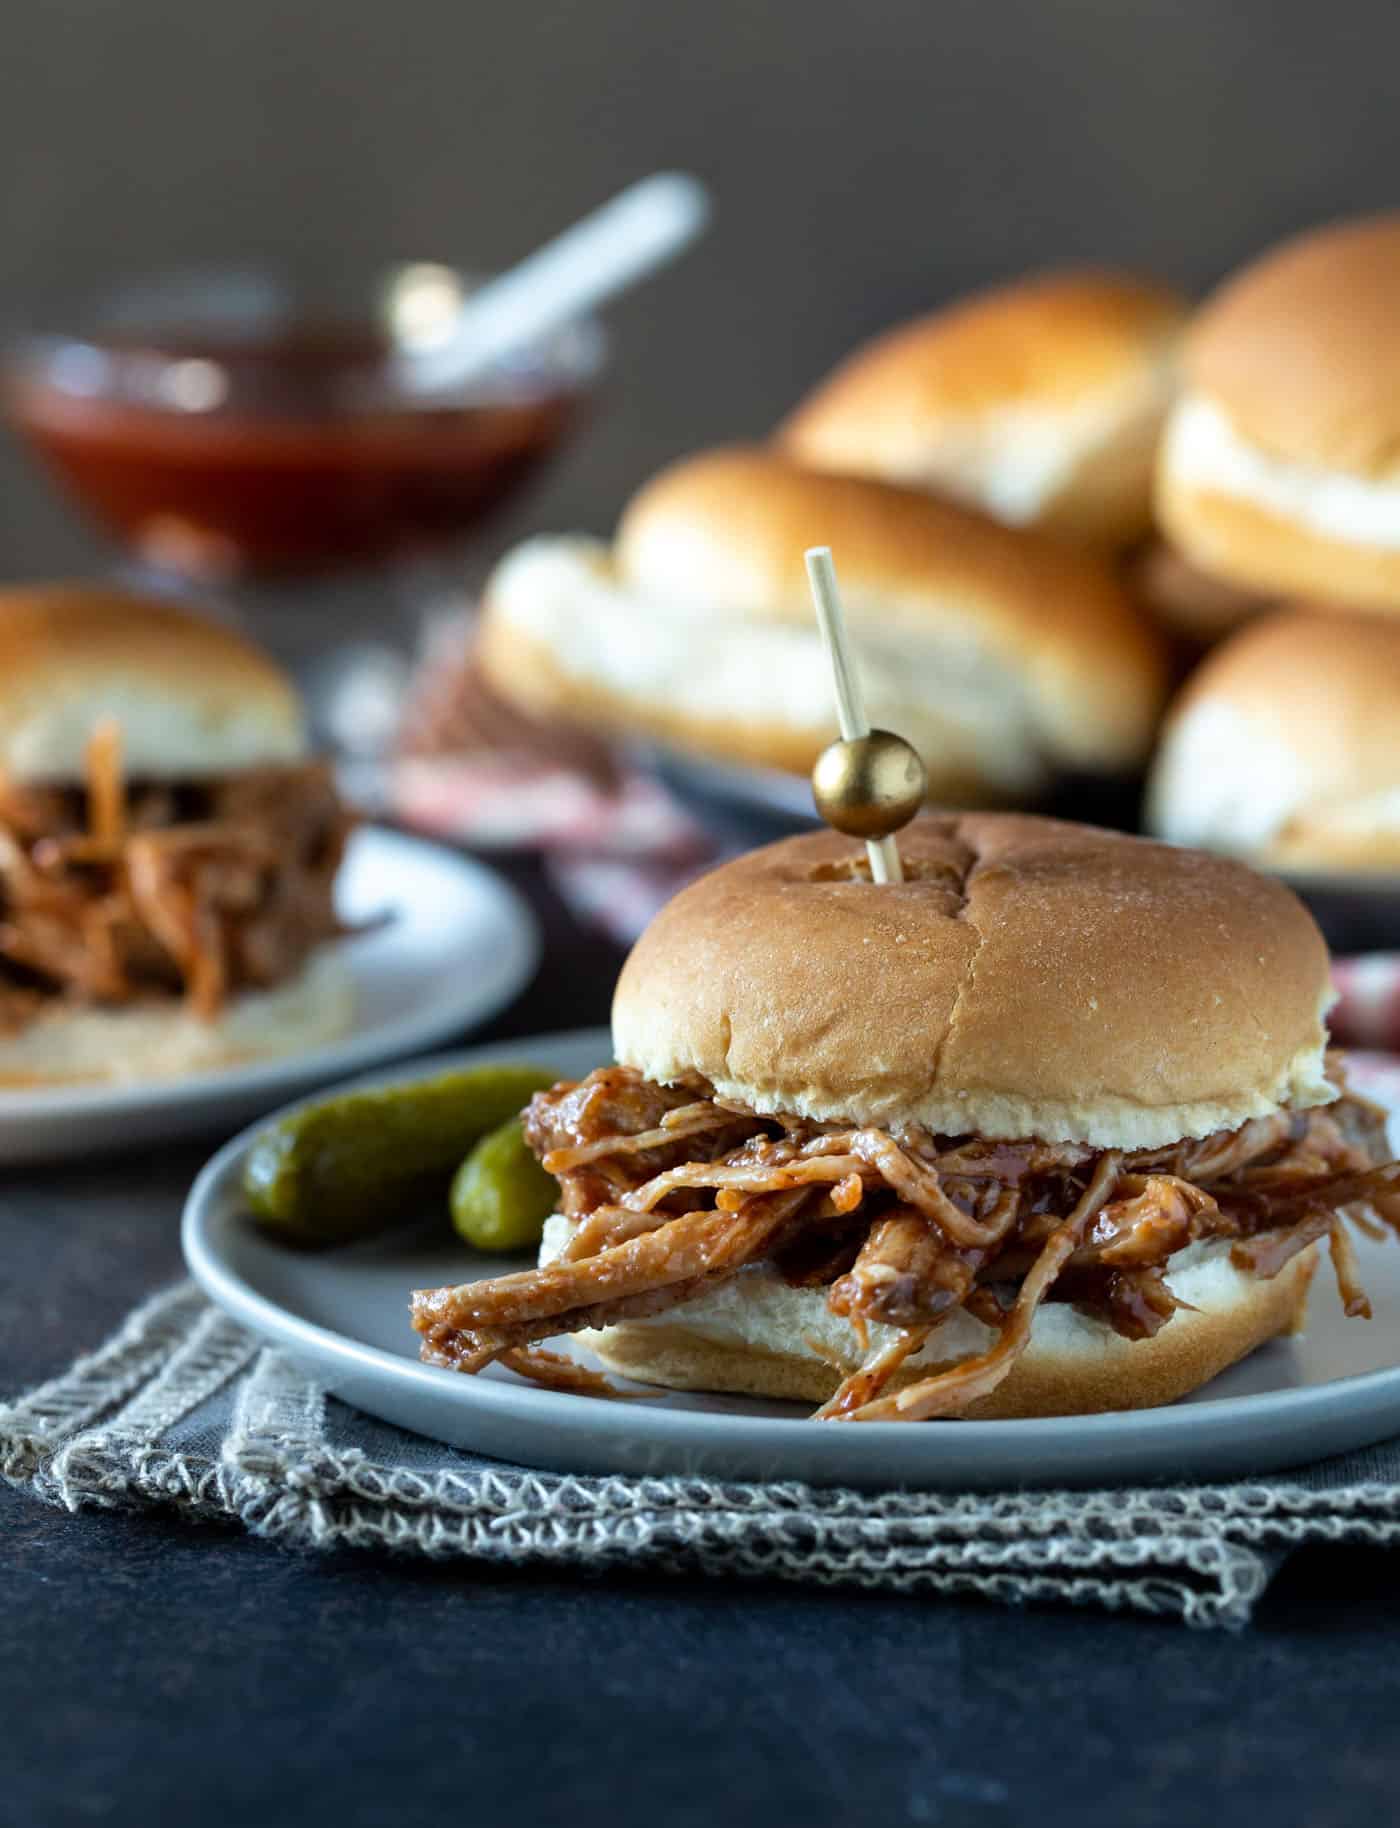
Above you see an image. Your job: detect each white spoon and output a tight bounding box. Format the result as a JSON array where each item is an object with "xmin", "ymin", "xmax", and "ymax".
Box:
[{"xmin": 395, "ymin": 171, "xmax": 711, "ymax": 394}]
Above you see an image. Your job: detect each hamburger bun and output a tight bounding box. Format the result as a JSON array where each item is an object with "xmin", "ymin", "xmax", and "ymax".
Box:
[
  {"xmin": 780, "ymin": 268, "xmax": 1189, "ymax": 548},
  {"xmin": 543, "ymin": 1221, "xmax": 1316, "ymax": 1419},
  {"xmin": 611, "ymin": 814, "xmax": 1335, "ymax": 1150},
  {"xmin": 0, "ymin": 946, "xmax": 354, "ymax": 1086},
  {"xmin": 479, "ymin": 449, "xmax": 1167, "ymax": 800},
  {"xmin": 1157, "ymin": 216, "xmax": 1400, "ymax": 612},
  {"xmin": 1149, "ymin": 608, "xmax": 1400, "ymax": 873},
  {"xmin": 0, "ymin": 584, "xmax": 305, "ymax": 782}
]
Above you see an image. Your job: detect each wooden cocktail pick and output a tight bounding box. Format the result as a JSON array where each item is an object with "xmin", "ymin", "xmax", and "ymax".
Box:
[{"xmin": 804, "ymin": 546, "xmax": 926, "ymax": 884}]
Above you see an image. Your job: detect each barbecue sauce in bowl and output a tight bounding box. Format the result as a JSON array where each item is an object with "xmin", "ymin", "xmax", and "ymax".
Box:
[{"xmin": 5, "ymin": 304, "xmax": 596, "ymax": 580}]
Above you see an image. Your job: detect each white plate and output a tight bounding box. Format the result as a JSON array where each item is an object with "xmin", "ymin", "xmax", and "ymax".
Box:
[
  {"xmin": 182, "ymin": 1028, "xmax": 1400, "ymax": 1490},
  {"xmin": 0, "ymin": 828, "xmax": 538, "ymax": 1163}
]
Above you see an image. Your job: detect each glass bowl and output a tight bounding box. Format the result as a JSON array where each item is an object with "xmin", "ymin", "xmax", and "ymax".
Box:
[{"xmin": 3, "ymin": 263, "xmax": 606, "ymax": 582}]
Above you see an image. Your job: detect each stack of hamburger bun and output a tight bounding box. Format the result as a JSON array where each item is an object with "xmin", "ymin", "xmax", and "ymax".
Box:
[
  {"xmin": 477, "ymin": 266, "xmax": 1186, "ymax": 811},
  {"xmin": 470, "ymin": 218, "xmax": 1400, "ymax": 879},
  {"xmin": 1148, "ymin": 215, "xmax": 1400, "ymax": 878}
]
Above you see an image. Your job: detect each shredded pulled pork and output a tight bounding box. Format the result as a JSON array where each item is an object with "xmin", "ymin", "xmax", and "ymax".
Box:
[
  {"xmin": 0, "ymin": 725, "xmax": 351, "ymax": 1025},
  {"xmin": 410, "ymin": 1060, "xmax": 1400, "ymax": 1421}
]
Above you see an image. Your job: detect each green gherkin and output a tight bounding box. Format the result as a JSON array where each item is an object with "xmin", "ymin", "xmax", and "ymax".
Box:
[
  {"xmin": 450, "ymin": 1117, "xmax": 560, "ymax": 1252},
  {"xmin": 243, "ymin": 1063, "xmax": 556, "ymax": 1245}
]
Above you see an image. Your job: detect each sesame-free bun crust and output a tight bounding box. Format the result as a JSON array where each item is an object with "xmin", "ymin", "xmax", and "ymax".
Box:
[
  {"xmin": 614, "ymin": 453, "xmax": 1165, "ymax": 737},
  {"xmin": 612, "ymin": 815, "xmax": 1335, "ymax": 1149},
  {"xmin": 1149, "ymin": 609, "xmax": 1400, "ymax": 872},
  {"xmin": 480, "ymin": 453, "xmax": 1166, "ymax": 797},
  {"xmin": 780, "ymin": 269, "xmax": 1189, "ymax": 548},
  {"xmin": 0, "ymin": 584, "xmax": 305, "ymax": 782},
  {"xmin": 1185, "ymin": 215, "xmax": 1400, "ymax": 476},
  {"xmin": 0, "ymin": 948, "xmax": 353, "ymax": 1086},
  {"xmin": 540, "ymin": 1219, "xmax": 1316, "ymax": 1417}
]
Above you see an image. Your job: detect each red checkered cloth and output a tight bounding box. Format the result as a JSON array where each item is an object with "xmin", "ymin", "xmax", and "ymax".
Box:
[
  {"xmin": 393, "ymin": 749, "xmax": 719, "ymax": 941},
  {"xmin": 1330, "ymin": 965, "xmax": 1400, "ymax": 1102},
  {"xmin": 1330, "ymin": 958, "xmax": 1400, "ymax": 1054},
  {"xmin": 391, "ymin": 632, "xmax": 720, "ymax": 942}
]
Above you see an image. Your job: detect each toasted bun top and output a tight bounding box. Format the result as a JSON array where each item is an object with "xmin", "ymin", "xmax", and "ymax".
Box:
[
  {"xmin": 1186, "ymin": 215, "xmax": 1400, "ymax": 476},
  {"xmin": 1149, "ymin": 609, "xmax": 1400, "ymax": 862},
  {"xmin": 0, "ymin": 585, "xmax": 305, "ymax": 781},
  {"xmin": 778, "ymin": 268, "xmax": 1188, "ymax": 543},
  {"xmin": 613, "ymin": 448, "xmax": 1164, "ymax": 767},
  {"xmin": 612, "ymin": 814, "xmax": 1334, "ymax": 1148}
]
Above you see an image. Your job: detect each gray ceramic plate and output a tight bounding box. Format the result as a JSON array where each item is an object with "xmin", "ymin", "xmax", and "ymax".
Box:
[{"xmin": 182, "ymin": 1028, "xmax": 1400, "ymax": 1490}]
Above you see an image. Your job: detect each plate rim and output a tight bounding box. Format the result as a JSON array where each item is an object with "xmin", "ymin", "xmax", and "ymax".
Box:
[
  {"xmin": 182, "ymin": 1026, "xmax": 1400, "ymax": 1471},
  {"xmin": 0, "ymin": 825, "xmax": 540, "ymax": 1122}
]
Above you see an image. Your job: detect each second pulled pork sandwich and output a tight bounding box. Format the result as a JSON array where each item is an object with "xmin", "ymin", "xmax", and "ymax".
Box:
[
  {"xmin": 0, "ymin": 584, "xmax": 355, "ymax": 1082},
  {"xmin": 412, "ymin": 815, "xmax": 1399, "ymax": 1420}
]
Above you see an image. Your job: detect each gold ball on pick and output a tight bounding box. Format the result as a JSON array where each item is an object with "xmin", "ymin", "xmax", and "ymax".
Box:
[{"xmin": 811, "ymin": 729, "xmax": 928, "ymax": 839}]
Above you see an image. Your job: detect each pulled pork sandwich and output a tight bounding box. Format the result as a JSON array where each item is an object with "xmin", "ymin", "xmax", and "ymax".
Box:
[
  {"xmin": 412, "ymin": 815, "xmax": 1400, "ymax": 1420},
  {"xmin": 0, "ymin": 584, "xmax": 355, "ymax": 1082}
]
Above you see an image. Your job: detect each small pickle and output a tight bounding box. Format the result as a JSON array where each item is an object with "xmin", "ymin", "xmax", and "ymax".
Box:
[
  {"xmin": 244, "ymin": 1063, "xmax": 554, "ymax": 1246},
  {"xmin": 451, "ymin": 1117, "xmax": 559, "ymax": 1252}
]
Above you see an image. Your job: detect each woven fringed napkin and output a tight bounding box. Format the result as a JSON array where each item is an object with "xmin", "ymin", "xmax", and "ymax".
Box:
[{"xmin": 7, "ymin": 1282, "xmax": 1400, "ymax": 1628}]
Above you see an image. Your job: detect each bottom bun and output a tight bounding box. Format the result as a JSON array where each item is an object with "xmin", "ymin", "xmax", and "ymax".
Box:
[
  {"xmin": 541, "ymin": 1220, "xmax": 1316, "ymax": 1418},
  {"xmin": 0, "ymin": 948, "xmax": 355, "ymax": 1086}
]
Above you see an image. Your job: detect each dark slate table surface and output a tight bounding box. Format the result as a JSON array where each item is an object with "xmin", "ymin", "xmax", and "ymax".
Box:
[{"xmin": 6, "ymin": 855, "xmax": 1400, "ymax": 1828}]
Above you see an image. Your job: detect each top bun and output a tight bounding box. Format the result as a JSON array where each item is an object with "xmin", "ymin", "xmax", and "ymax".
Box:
[
  {"xmin": 0, "ymin": 585, "xmax": 305, "ymax": 782},
  {"xmin": 608, "ymin": 447, "xmax": 1165, "ymax": 776},
  {"xmin": 779, "ymin": 269, "xmax": 1189, "ymax": 548},
  {"xmin": 1183, "ymin": 214, "xmax": 1400, "ymax": 475},
  {"xmin": 1148, "ymin": 608, "xmax": 1400, "ymax": 872},
  {"xmin": 612, "ymin": 814, "xmax": 1334, "ymax": 1149}
]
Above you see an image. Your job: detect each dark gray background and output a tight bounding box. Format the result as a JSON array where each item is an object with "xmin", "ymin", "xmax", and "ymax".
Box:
[
  {"xmin": 1, "ymin": 0, "xmax": 1394, "ymax": 576},
  {"xmin": 6, "ymin": 11, "xmax": 1400, "ymax": 1822}
]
